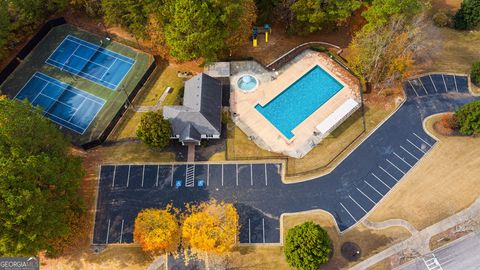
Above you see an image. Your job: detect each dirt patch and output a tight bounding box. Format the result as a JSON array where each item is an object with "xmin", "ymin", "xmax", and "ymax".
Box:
[
  {"xmin": 368, "ymin": 114, "xmax": 480, "ymax": 230},
  {"xmin": 228, "ymin": 211, "xmax": 410, "ymax": 270},
  {"xmin": 429, "ymin": 215, "xmax": 480, "ymax": 250}
]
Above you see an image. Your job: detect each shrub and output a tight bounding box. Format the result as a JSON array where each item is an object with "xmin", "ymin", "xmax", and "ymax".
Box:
[
  {"xmin": 433, "ymin": 11, "xmax": 450, "ymax": 27},
  {"xmin": 136, "ymin": 111, "xmax": 172, "ymax": 148},
  {"xmin": 454, "ymin": 100, "xmax": 480, "ymax": 135},
  {"xmin": 440, "ymin": 114, "xmax": 459, "ymax": 130},
  {"xmin": 454, "ymin": 0, "xmax": 480, "ymax": 30},
  {"xmin": 471, "ymin": 61, "xmax": 480, "ymax": 85},
  {"xmin": 284, "ymin": 222, "xmax": 332, "ymax": 270}
]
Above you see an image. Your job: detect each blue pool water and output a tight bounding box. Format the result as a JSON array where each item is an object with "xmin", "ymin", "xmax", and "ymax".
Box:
[{"xmin": 255, "ymin": 65, "xmax": 343, "ymax": 139}]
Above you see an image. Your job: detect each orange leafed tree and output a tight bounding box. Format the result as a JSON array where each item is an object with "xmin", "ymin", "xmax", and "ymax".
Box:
[
  {"xmin": 134, "ymin": 207, "xmax": 180, "ymax": 254},
  {"xmin": 182, "ymin": 200, "xmax": 239, "ymax": 255}
]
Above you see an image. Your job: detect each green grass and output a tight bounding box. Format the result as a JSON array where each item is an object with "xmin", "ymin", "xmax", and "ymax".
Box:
[
  {"xmin": 0, "ymin": 24, "xmax": 153, "ymax": 145},
  {"xmin": 108, "ymin": 64, "xmax": 186, "ymax": 141},
  {"xmin": 132, "ymin": 60, "xmax": 185, "ymax": 107}
]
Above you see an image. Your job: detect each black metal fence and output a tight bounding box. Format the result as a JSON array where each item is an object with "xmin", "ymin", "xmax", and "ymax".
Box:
[
  {"xmin": 0, "ymin": 17, "xmax": 67, "ymax": 86},
  {"xmin": 81, "ymin": 60, "xmax": 157, "ymax": 149}
]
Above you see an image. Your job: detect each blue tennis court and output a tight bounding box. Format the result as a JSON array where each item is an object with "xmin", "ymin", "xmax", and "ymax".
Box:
[
  {"xmin": 46, "ymin": 35, "xmax": 135, "ymax": 90},
  {"xmin": 15, "ymin": 72, "xmax": 105, "ymax": 134}
]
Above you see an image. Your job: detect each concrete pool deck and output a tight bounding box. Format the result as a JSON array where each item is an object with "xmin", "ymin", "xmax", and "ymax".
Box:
[{"xmin": 229, "ymin": 50, "xmax": 361, "ymax": 158}]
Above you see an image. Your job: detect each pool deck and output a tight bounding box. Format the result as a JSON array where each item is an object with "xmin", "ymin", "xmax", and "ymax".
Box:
[{"xmin": 230, "ymin": 50, "xmax": 361, "ymax": 158}]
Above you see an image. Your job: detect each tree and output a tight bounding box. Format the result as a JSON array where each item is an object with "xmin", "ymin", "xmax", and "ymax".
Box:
[
  {"xmin": 362, "ymin": 0, "xmax": 423, "ymax": 31},
  {"xmin": 255, "ymin": 0, "xmax": 280, "ymax": 23},
  {"xmin": 454, "ymin": 100, "xmax": 480, "ymax": 135},
  {"xmin": 289, "ymin": 0, "xmax": 362, "ymax": 34},
  {"xmin": 284, "ymin": 221, "xmax": 332, "ymax": 270},
  {"xmin": 347, "ymin": 15, "xmax": 424, "ymax": 91},
  {"xmin": 134, "ymin": 207, "xmax": 181, "ymax": 254},
  {"xmin": 136, "ymin": 111, "xmax": 172, "ymax": 148},
  {"xmin": 454, "ymin": 0, "xmax": 480, "ymax": 30},
  {"xmin": 101, "ymin": 0, "xmax": 151, "ymax": 39},
  {"xmin": 162, "ymin": 0, "xmax": 256, "ymax": 61},
  {"xmin": 0, "ymin": 0, "xmax": 11, "ymax": 60},
  {"xmin": 182, "ymin": 200, "xmax": 239, "ymax": 255},
  {"xmin": 471, "ymin": 61, "xmax": 480, "ymax": 85},
  {"xmin": 0, "ymin": 99, "xmax": 84, "ymax": 256}
]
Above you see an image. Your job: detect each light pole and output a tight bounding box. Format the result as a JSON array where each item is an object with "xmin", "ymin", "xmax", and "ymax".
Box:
[{"xmin": 118, "ymin": 84, "xmax": 134, "ymax": 110}]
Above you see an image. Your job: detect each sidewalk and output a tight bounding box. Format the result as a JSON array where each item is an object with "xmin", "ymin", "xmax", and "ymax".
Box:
[{"xmin": 349, "ymin": 197, "xmax": 480, "ymax": 270}]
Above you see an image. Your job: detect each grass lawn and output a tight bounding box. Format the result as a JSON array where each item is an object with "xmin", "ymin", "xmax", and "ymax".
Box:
[
  {"xmin": 226, "ymin": 90, "xmax": 400, "ymax": 180},
  {"xmin": 41, "ymin": 245, "xmax": 153, "ymax": 270},
  {"xmin": 108, "ymin": 63, "xmax": 187, "ymax": 141},
  {"xmin": 227, "ymin": 211, "xmax": 411, "ymax": 269},
  {"xmin": 367, "ymin": 114, "xmax": 480, "ymax": 230}
]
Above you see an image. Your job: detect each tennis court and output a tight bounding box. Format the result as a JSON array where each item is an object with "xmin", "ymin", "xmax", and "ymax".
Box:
[
  {"xmin": 15, "ymin": 72, "xmax": 105, "ymax": 134},
  {"xmin": 46, "ymin": 35, "xmax": 135, "ymax": 90}
]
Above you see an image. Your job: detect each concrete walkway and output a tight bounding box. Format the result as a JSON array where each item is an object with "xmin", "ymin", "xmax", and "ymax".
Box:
[
  {"xmin": 349, "ymin": 197, "xmax": 480, "ymax": 270},
  {"xmin": 363, "ymin": 219, "xmax": 419, "ymax": 235},
  {"xmin": 132, "ymin": 87, "xmax": 171, "ymax": 112}
]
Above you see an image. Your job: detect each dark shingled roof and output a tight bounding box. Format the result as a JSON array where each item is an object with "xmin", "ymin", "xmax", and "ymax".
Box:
[{"xmin": 163, "ymin": 73, "xmax": 222, "ymax": 143}]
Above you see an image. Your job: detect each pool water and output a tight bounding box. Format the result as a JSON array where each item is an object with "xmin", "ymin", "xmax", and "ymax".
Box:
[
  {"xmin": 255, "ymin": 65, "xmax": 344, "ymax": 139},
  {"xmin": 237, "ymin": 75, "xmax": 258, "ymax": 92}
]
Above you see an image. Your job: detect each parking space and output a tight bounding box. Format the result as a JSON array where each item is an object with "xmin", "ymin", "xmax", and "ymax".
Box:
[
  {"xmin": 94, "ymin": 163, "xmax": 282, "ymax": 245},
  {"xmin": 404, "ymin": 74, "xmax": 469, "ymax": 98},
  {"xmin": 93, "ymin": 74, "xmax": 478, "ymax": 245},
  {"xmin": 336, "ymin": 132, "xmax": 436, "ymax": 229}
]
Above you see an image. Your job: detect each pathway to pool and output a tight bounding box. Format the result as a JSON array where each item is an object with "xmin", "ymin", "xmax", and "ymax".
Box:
[{"xmin": 93, "ymin": 73, "xmax": 478, "ymax": 245}]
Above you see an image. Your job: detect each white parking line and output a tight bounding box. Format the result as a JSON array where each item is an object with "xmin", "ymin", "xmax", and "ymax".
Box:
[
  {"xmin": 221, "ymin": 164, "xmax": 224, "ymax": 186},
  {"xmin": 340, "ymin": 202, "xmax": 357, "ymax": 222},
  {"xmin": 418, "ymin": 78, "xmax": 429, "ymax": 95},
  {"xmin": 141, "ymin": 165, "xmax": 145, "ymax": 187},
  {"xmin": 119, "ymin": 219, "xmax": 124, "ymax": 243},
  {"xmin": 386, "ymin": 159, "xmax": 406, "ymax": 174},
  {"xmin": 372, "ymin": 173, "xmax": 391, "ymax": 188},
  {"xmin": 262, "ymin": 218, "xmax": 266, "ymax": 243},
  {"xmin": 126, "ymin": 165, "xmax": 131, "ymax": 187},
  {"xmin": 429, "ymin": 75, "xmax": 438, "ymax": 93},
  {"xmin": 349, "ymin": 195, "xmax": 367, "ymax": 213},
  {"xmin": 407, "ymin": 139, "xmax": 426, "ymax": 153},
  {"xmin": 413, "ymin": 132, "xmax": 433, "ymax": 147},
  {"xmin": 106, "ymin": 219, "xmax": 111, "ymax": 244},
  {"xmin": 365, "ymin": 181, "xmax": 384, "ymax": 196},
  {"xmin": 379, "ymin": 166, "xmax": 399, "ymax": 181},
  {"xmin": 155, "ymin": 165, "xmax": 159, "ymax": 187},
  {"xmin": 393, "ymin": 152, "xmax": 413, "ymax": 167},
  {"xmin": 453, "ymin": 75, "xmax": 459, "ymax": 92},
  {"xmin": 170, "ymin": 165, "xmax": 174, "ymax": 187},
  {"xmin": 248, "ymin": 219, "xmax": 251, "ymax": 243},
  {"xmin": 111, "ymin": 166, "xmax": 116, "ymax": 187},
  {"xmin": 250, "ymin": 164, "xmax": 253, "ymax": 186},
  {"xmin": 236, "ymin": 164, "xmax": 238, "ymax": 186},
  {"xmin": 264, "ymin": 164, "xmax": 268, "ymax": 186},
  {"xmin": 408, "ymin": 80, "xmax": 420, "ymax": 96},
  {"xmin": 442, "ymin": 74, "xmax": 448, "ymax": 92},
  {"xmin": 356, "ymin": 188, "xmax": 376, "ymax": 205},
  {"xmin": 400, "ymin": 145, "xmax": 419, "ymax": 160}
]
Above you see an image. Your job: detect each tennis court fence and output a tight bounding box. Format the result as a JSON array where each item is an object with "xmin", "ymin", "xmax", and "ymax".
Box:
[
  {"xmin": 0, "ymin": 17, "xmax": 66, "ymax": 86},
  {"xmin": 81, "ymin": 59, "xmax": 157, "ymax": 149}
]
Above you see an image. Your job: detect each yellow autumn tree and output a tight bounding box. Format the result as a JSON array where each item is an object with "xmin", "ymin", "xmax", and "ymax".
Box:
[
  {"xmin": 182, "ymin": 200, "xmax": 239, "ymax": 255},
  {"xmin": 134, "ymin": 206, "xmax": 180, "ymax": 254}
]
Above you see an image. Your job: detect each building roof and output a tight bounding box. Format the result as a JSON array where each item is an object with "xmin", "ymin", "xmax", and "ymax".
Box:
[{"xmin": 163, "ymin": 73, "xmax": 222, "ymax": 143}]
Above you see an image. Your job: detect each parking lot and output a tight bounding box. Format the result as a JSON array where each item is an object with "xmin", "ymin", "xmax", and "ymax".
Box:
[{"xmin": 93, "ymin": 74, "xmax": 478, "ymax": 245}]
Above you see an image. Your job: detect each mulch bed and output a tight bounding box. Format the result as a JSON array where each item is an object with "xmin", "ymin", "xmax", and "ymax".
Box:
[{"xmin": 341, "ymin": 242, "xmax": 362, "ymax": 261}]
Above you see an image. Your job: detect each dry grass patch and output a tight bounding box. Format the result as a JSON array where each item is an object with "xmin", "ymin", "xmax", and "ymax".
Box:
[
  {"xmin": 40, "ymin": 245, "xmax": 153, "ymax": 270},
  {"xmin": 368, "ymin": 114, "xmax": 480, "ymax": 230},
  {"xmin": 228, "ymin": 211, "xmax": 410, "ymax": 270}
]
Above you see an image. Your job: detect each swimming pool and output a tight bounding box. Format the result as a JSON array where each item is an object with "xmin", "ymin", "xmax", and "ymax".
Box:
[{"xmin": 255, "ymin": 65, "xmax": 344, "ymax": 139}]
